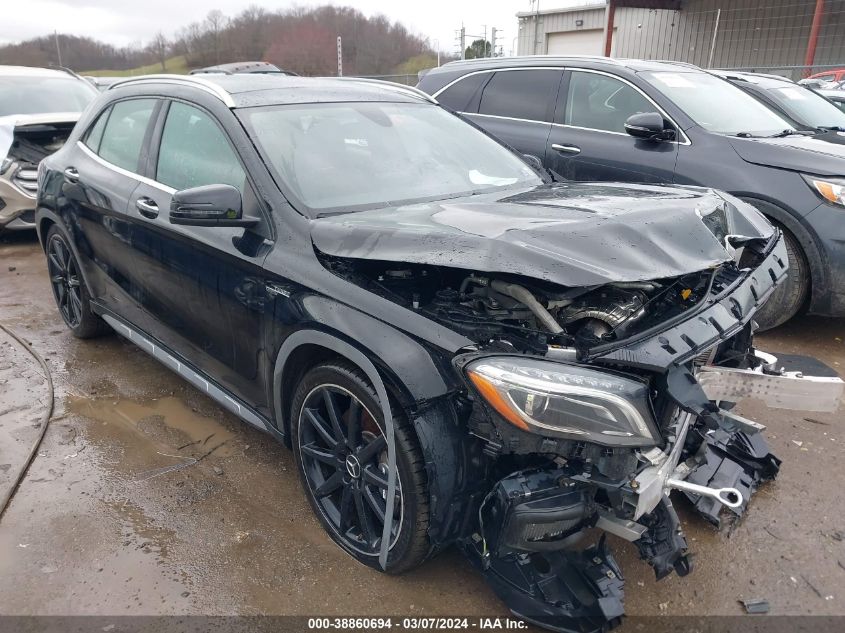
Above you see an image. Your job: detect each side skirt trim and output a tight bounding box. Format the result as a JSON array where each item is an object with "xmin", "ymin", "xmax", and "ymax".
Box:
[{"xmin": 100, "ymin": 312, "xmax": 272, "ymax": 434}]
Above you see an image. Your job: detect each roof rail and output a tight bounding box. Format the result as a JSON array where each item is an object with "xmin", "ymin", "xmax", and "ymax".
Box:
[
  {"xmin": 440, "ymin": 54, "xmax": 625, "ymax": 68},
  {"xmin": 643, "ymin": 59, "xmax": 702, "ymax": 70},
  {"xmin": 332, "ymin": 77, "xmax": 437, "ymax": 104},
  {"xmin": 108, "ymin": 74, "xmax": 236, "ymax": 107}
]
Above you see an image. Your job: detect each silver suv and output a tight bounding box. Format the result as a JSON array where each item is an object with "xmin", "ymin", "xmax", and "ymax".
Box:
[{"xmin": 1, "ymin": 66, "xmax": 96, "ymax": 231}]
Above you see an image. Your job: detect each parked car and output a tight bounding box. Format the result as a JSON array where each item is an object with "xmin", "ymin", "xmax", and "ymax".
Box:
[
  {"xmin": 36, "ymin": 74, "xmax": 842, "ymax": 631},
  {"xmin": 190, "ymin": 61, "xmax": 298, "ymax": 76},
  {"xmin": 714, "ymin": 70, "xmax": 845, "ymax": 132},
  {"xmin": 806, "ymin": 68, "xmax": 845, "ymax": 84},
  {"xmin": 818, "ymin": 88, "xmax": 845, "ymax": 113},
  {"xmin": 418, "ymin": 56, "xmax": 845, "ymax": 329},
  {"xmin": 0, "ymin": 65, "xmax": 97, "ymax": 232}
]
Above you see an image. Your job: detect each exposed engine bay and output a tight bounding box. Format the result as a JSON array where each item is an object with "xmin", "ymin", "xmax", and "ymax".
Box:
[{"xmin": 319, "ymin": 227, "xmax": 844, "ymax": 632}]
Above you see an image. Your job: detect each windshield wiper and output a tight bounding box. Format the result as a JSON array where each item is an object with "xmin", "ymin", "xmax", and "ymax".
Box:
[
  {"xmin": 818, "ymin": 125, "xmax": 845, "ymax": 132},
  {"xmin": 767, "ymin": 129, "xmax": 815, "ymax": 138},
  {"xmin": 736, "ymin": 129, "xmax": 813, "ymax": 138}
]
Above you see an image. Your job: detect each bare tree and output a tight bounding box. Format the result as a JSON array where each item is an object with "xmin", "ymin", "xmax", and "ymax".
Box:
[
  {"xmin": 150, "ymin": 32, "xmax": 168, "ymax": 71},
  {"xmin": 205, "ymin": 9, "xmax": 226, "ymax": 64}
]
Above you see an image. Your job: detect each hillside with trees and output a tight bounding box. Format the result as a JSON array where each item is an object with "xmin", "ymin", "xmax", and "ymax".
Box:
[{"xmin": 0, "ymin": 4, "xmax": 439, "ymax": 77}]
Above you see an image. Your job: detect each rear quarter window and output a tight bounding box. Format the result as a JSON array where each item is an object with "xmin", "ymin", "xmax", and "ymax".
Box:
[{"xmin": 437, "ymin": 72, "xmax": 490, "ymax": 112}]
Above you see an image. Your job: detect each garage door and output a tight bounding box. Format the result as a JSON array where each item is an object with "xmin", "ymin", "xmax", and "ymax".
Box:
[{"xmin": 547, "ymin": 29, "xmax": 614, "ymax": 55}]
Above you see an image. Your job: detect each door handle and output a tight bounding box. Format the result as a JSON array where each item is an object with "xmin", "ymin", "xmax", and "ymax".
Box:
[
  {"xmin": 135, "ymin": 197, "xmax": 159, "ymax": 219},
  {"xmin": 551, "ymin": 143, "xmax": 581, "ymax": 155},
  {"xmin": 63, "ymin": 167, "xmax": 79, "ymax": 183}
]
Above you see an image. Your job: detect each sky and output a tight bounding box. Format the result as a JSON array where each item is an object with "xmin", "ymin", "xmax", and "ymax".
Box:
[{"xmin": 0, "ymin": 1, "xmax": 549, "ymax": 56}]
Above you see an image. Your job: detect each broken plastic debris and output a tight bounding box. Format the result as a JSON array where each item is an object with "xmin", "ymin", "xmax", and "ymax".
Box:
[{"xmin": 740, "ymin": 598, "xmax": 770, "ymax": 614}]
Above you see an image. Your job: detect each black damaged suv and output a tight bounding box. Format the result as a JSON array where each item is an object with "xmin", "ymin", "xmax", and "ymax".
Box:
[{"xmin": 36, "ymin": 74, "xmax": 842, "ymax": 631}]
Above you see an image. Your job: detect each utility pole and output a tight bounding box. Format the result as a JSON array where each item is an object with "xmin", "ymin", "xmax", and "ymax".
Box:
[
  {"xmin": 491, "ymin": 27, "xmax": 500, "ymax": 57},
  {"xmin": 482, "ymin": 25, "xmax": 487, "ymax": 57},
  {"xmin": 54, "ymin": 30, "xmax": 63, "ymax": 67},
  {"xmin": 433, "ymin": 39, "xmax": 440, "ymax": 67},
  {"xmin": 458, "ymin": 25, "xmax": 466, "ymax": 60},
  {"xmin": 336, "ymin": 36, "xmax": 342, "ymax": 77}
]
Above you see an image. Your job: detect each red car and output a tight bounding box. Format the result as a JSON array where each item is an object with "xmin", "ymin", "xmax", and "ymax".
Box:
[{"xmin": 808, "ymin": 68, "xmax": 845, "ymax": 83}]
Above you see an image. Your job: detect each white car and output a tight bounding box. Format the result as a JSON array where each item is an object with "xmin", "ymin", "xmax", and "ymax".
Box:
[{"xmin": 0, "ymin": 66, "xmax": 97, "ymax": 231}]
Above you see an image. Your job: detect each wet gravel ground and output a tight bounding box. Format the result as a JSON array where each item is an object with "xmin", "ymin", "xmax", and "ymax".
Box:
[{"xmin": 1, "ymin": 231, "xmax": 844, "ymax": 624}]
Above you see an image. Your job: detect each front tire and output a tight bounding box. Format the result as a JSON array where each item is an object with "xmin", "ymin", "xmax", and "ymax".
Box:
[
  {"xmin": 291, "ymin": 361, "xmax": 430, "ymax": 573},
  {"xmin": 754, "ymin": 225, "xmax": 809, "ymax": 330},
  {"xmin": 45, "ymin": 225, "xmax": 110, "ymax": 339}
]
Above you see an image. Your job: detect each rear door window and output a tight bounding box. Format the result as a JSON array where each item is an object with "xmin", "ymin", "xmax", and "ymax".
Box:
[
  {"xmin": 478, "ymin": 69, "xmax": 560, "ymax": 122},
  {"xmin": 97, "ymin": 99, "xmax": 156, "ymax": 172},
  {"xmin": 156, "ymin": 101, "xmax": 246, "ymax": 192},
  {"xmin": 437, "ymin": 72, "xmax": 490, "ymax": 112}
]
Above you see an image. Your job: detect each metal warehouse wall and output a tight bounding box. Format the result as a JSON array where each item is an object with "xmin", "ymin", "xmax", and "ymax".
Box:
[
  {"xmin": 614, "ymin": 0, "xmax": 845, "ymax": 77},
  {"xmin": 518, "ymin": 1, "xmax": 845, "ymax": 79},
  {"xmin": 518, "ymin": 4, "xmax": 608, "ymax": 56}
]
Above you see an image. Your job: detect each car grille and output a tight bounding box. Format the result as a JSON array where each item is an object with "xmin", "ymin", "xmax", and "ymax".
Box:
[{"xmin": 13, "ymin": 164, "xmax": 38, "ymax": 197}]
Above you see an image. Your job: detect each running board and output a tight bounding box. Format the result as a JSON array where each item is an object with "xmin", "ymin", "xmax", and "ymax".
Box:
[{"xmin": 101, "ymin": 313, "xmax": 270, "ymax": 432}]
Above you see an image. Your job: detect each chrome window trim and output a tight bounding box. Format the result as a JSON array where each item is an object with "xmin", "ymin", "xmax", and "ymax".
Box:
[
  {"xmin": 465, "ymin": 112, "xmax": 552, "ymax": 127},
  {"xmin": 565, "ymin": 68, "xmax": 690, "ymax": 145},
  {"xmin": 431, "ymin": 66, "xmax": 562, "ymax": 99},
  {"xmin": 77, "ymin": 141, "xmax": 177, "ymax": 195}
]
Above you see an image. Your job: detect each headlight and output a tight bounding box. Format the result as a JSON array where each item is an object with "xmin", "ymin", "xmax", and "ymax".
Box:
[
  {"xmin": 466, "ymin": 357, "xmax": 658, "ymax": 447},
  {"xmin": 803, "ymin": 174, "xmax": 845, "ymax": 207}
]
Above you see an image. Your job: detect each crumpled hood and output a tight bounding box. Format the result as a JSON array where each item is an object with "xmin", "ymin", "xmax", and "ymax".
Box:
[
  {"xmin": 730, "ymin": 133, "xmax": 845, "ymax": 176},
  {"xmin": 0, "ymin": 112, "xmax": 80, "ymax": 164},
  {"xmin": 310, "ymin": 182, "xmax": 774, "ymax": 287}
]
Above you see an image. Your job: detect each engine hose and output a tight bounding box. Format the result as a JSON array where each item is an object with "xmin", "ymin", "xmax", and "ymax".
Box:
[
  {"xmin": 0, "ymin": 321, "xmax": 55, "ymax": 521},
  {"xmin": 490, "ymin": 280, "xmax": 563, "ymax": 335}
]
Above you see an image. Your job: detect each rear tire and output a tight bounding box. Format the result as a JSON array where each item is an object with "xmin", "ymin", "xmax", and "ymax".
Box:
[
  {"xmin": 45, "ymin": 225, "xmax": 110, "ymax": 339},
  {"xmin": 754, "ymin": 225, "xmax": 809, "ymax": 331},
  {"xmin": 290, "ymin": 361, "xmax": 430, "ymax": 574}
]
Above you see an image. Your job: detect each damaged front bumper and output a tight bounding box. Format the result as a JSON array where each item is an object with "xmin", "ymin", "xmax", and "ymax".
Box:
[
  {"xmin": 457, "ymin": 230, "xmax": 842, "ymax": 633},
  {"xmin": 0, "ymin": 162, "xmax": 38, "ymax": 230},
  {"xmin": 464, "ymin": 355, "xmax": 841, "ymax": 632}
]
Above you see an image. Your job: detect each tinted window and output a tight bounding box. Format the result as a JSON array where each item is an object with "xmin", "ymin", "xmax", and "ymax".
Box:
[
  {"xmin": 156, "ymin": 102, "xmax": 246, "ymax": 191},
  {"xmin": 437, "ymin": 73, "xmax": 489, "ymax": 112},
  {"xmin": 84, "ymin": 109, "xmax": 109, "ymax": 153},
  {"xmin": 98, "ymin": 99, "xmax": 156, "ymax": 172},
  {"xmin": 478, "ymin": 70, "xmax": 560, "ymax": 122},
  {"xmin": 565, "ymin": 72, "xmax": 654, "ymax": 133}
]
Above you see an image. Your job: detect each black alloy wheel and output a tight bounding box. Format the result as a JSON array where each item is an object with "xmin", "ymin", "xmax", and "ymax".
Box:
[
  {"xmin": 47, "ymin": 231, "xmax": 84, "ymax": 328},
  {"xmin": 291, "ymin": 362, "xmax": 430, "ymax": 573},
  {"xmin": 45, "ymin": 225, "xmax": 110, "ymax": 338},
  {"xmin": 297, "ymin": 383, "xmax": 402, "ymax": 556}
]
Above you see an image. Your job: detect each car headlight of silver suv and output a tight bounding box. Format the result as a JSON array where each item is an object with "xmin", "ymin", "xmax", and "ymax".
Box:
[{"xmin": 466, "ymin": 357, "xmax": 658, "ymax": 447}]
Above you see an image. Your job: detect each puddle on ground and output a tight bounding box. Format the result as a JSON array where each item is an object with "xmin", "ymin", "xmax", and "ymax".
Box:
[{"xmin": 68, "ymin": 395, "xmax": 238, "ymax": 459}]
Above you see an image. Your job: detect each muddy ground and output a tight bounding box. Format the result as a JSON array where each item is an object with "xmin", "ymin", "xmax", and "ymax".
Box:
[{"xmin": 1, "ymin": 231, "xmax": 844, "ymax": 625}]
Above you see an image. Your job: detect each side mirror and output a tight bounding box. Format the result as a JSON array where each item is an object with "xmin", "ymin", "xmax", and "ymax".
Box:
[
  {"xmin": 169, "ymin": 184, "xmax": 258, "ymax": 227},
  {"xmin": 624, "ymin": 112, "xmax": 676, "ymax": 141},
  {"xmin": 522, "ymin": 154, "xmax": 544, "ymax": 171}
]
